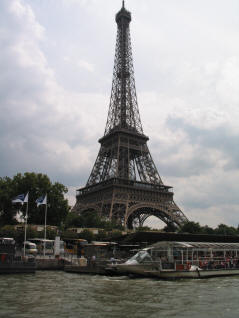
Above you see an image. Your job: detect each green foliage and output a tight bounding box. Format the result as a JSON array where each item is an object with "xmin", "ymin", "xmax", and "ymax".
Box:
[
  {"xmin": 200, "ymin": 225, "xmax": 215, "ymax": 235},
  {"xmin": 61, "ymin": 229, "xmax": 95, "ymax": 242},
  {"xmin": 109, "ymin": 230, "xmax": 123, "ymax": 240},
  {"xmin": 135, "ymin": 226, "xmax": 151, "ymax": 232},
  {"xmin": 0, "ymin": 225, "xmax": 58, "ymax": 244},
  {"xmin": 0, "ymin": 172, "xmax": 70, "ymax": 227},
  {"xmin": 178, "ymin": 221, "xmax": 204, "ymax": 234},
  {"xmin": 0, "ymin": 225, "xmax": 18, "ymax": 239},
  {"xmin": 214, "ymin": 224, "xmax": 238, "ymax": 236},
  {"xmin": 163, "ymin": 224, "xmax": 177, "ymax": 232},
  {"xmin": 65, "ymin": 210, "xmax": 101, "ymax": 228},
  {"xmin": 78, "ymin": 229, "xmax": 94, "ymax": 242},
  {"xmin": 103, "ymin": 220, "xmax": 124, "ymax": 231},
  {"xmin": 95, "ymin": 230, "xmax": 108, "ymax": 241},
  {"xmin": 0, "ymin": 177, "xmax": 18, "ymax": 225},
  {"xmin": 80, "ymin": 210, "xmax": 102, "ymax": 228},
  {"xmin": 65, "ymin": 210, "xmax": 124, "ymax": 230},
  {"xmin": 64, "ymin": 212, "xmax": 82, "ymax": 228},
  {"xmin": 45, "ymin": 227, "xmax": 58, "ymax": 240},
  {"xmin": 179, "ymin": 221, "xmax": 239, "ymax": 236},
  {"xmin": 61, "ymin": 230, "xmax": 79, "ymax": 240}
]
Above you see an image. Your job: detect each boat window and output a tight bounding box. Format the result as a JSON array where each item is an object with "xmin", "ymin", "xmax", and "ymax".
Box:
[
  {"xmin": 26, "ymin": 243, "xmax": 36, "ymax": 249},
  {"xmin": 128, "ymin": 251, "xmax": 152, "ymax": 264},
  {"xmin": 139, "ymin": 252, "xmax": 153, "ymax": 263},
  {"xmin": 173, "ymin": 249, "xmax": 181, "ymax": 257},
  {"xmin": 45, "ymin": 241, "xmax": 53, "ymax": 249}
]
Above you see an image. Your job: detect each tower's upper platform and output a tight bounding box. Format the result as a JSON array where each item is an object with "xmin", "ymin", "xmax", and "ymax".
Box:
[{"xmin": 115, "ymin": 1, "xmax": 131, "ymax": 24}]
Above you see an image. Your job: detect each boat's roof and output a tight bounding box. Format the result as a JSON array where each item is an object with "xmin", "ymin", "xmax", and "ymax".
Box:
[{"xmin": 148, "ymin": 241, "xmax": 239, "ymax": 250}]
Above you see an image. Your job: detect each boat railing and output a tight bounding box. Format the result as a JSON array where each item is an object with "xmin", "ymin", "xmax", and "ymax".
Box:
[
  {"xmin": 172, "ymin": 257, "xmax": 239, "ymax": 271},
  {"xmin": 142, "ymin": 257, "xmax": 239, "ymax": 271}
]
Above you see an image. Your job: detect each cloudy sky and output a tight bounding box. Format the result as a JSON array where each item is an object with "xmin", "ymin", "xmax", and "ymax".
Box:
[{"xmin": 1, "ymin": 0, "xmax": 239, "ymax": 228}]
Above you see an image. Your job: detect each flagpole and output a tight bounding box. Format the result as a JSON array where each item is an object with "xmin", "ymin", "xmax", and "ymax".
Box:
[
  {"xmin": 24, "ymin": 200, "xmax": 28, "ymax": 258},
  {"xmin": 43, "ymin": 195, "xmax": 47, "ymax": 257}
]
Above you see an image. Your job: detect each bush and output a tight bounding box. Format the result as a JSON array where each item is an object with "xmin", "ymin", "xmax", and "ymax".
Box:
[
  {"xmin": 78, "ymin": 229, "xmax": 94, "ymax": 242},
  {"xmin": 95, "ymin": 230, "xmax": 108, "ymax": 241},
  {"xmin": 110, "ymin": 230, "xmax": 123, "ymax": 240},
  {"xmin": 61, "ymin": 230, "xmax": 78, "ymax": 240}
]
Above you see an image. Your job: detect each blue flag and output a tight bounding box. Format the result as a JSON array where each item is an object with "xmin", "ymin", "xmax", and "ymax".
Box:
[
  {"xmin": 36, "ymin": 194, "xmax": 47, "ymax": 207},
  {"xmin": 12, "ymin": 193, "xmax": 25, "ymax": 205}
]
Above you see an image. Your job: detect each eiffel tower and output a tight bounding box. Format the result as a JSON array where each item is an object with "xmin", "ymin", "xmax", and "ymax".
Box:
[{"xmin": 73, "ymin": 1, "xmax": 188, "ymax": 229}]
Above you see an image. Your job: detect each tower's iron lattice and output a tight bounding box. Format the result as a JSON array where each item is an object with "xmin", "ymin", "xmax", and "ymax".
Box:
[{"xmin": 73, "ymin": 2, "xmax": 188, "ymax": 229}]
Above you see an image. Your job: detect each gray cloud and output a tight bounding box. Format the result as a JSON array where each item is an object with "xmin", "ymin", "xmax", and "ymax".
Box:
[
  {"xmin": 1, "ymin": 0, "xmax": 239, "ymax": 227},
  {"xmin": 166, "ymin": 116, "xmax": 239, "ymax": 170}
]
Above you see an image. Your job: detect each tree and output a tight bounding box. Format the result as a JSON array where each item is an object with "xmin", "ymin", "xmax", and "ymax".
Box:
[
  {"xmin": 0, "ymin": 172, "xmax": 70, "ymax": 226},
  {"xmin": 64, "ymin": 209, "xmax": 125, "ymax": 230},
  {"xmin": 214, "ymin": 224, "xmax": 238, "ymax": 236},
  {"xmin": 178, "ymin": 221, "xmax": 202, "ymax": 234},
  {"xmin": 64, "ymin": 212, "xmax": 83, "ymax": 228},
  {"xmin": 201, "ymin": 225, "xmax": 215, "ymax": 235},
  {"xmin": 64, "ymin": 210, "xmax": 102, "ymax": 228},
  {"xmin": 162, "ymin": 223, "xmax": 177, "ymax": 232},
  {"xmin": 0, "ymin": 176, "xmax": 18, "ymax": 225}
]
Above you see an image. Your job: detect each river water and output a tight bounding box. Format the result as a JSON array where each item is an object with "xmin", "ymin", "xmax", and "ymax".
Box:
[{"xmin": 0, "ymin": 271, "xmax": 239, "ymax": 318}]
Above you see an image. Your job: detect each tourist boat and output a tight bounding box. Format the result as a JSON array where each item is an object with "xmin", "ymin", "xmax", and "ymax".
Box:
[{"xmin": 108, "ymin": 241, "xmax": 239, "ymax": 279}]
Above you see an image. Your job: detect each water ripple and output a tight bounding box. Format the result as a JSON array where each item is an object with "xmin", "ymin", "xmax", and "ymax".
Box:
[{"xmin": 0, "ymin": 272, "xmax": 239, "ymax": 318}]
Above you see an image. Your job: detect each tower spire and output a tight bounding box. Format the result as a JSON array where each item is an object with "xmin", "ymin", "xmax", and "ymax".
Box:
[{"xmin": 105, "ymin": 2, "xmax": 142, "ymax": 135}]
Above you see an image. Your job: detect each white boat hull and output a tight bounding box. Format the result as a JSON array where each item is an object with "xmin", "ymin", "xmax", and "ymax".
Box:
[
  {"xmin": 149, "ymin": 268, "xmax": 239, "ymax": 279},
  {"xmin": 111, "ymin": 264, "xmax": 239, "ymax": 279}
]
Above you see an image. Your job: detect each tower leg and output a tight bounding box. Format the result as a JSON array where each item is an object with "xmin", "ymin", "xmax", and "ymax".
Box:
[
  {"xmin": 109, "ymin": 190, "xmax": 115, "ymax": 220},
  {"xmin": 124, "ymin": 195, "xmax": 129, "ymax": 229}
]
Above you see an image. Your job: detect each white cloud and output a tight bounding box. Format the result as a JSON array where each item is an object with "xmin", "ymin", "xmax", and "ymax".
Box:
[
  {"xmin": 0, "ymin": 0, "xmax": 106, "ymax": 187},
  {"xmin": 76, "ymin": 59, "xmax": 94, "ymax": 72},
  {"xmin": 64, "ymin": 56, "xmax": 95, "ymax": 73}
]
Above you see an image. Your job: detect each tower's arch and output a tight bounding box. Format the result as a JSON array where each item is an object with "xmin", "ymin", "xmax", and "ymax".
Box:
[{"xmin": 125, "ymin": 204, "xmax": 178, "ymax": 229}]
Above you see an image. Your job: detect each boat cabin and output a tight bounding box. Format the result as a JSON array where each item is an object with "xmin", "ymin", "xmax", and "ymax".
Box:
[{"xmin": 126, "ymin": 241, "xmax": 239, "ymax": 270}]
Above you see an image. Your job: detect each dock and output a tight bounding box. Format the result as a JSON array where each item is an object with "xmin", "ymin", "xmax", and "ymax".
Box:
[{"xmin": 64, "ymin": 258, "xmax": 115, "ymax": 275}]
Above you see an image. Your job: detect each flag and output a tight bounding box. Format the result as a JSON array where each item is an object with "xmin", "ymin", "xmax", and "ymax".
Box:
[
  {"xmin": 14, "ymin": 211, "xmax": 25, "ymax": 223},
  {"xmin": 12, "ymin": 194, "xmax": 25, "ymax": 205},
  {"xmin": 24, "ymin": 192, "xmax": 29, "ymax": 203},
  {"xmin": 36, "ymin": 194, "xmax": 47, "ymax": 207}
]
